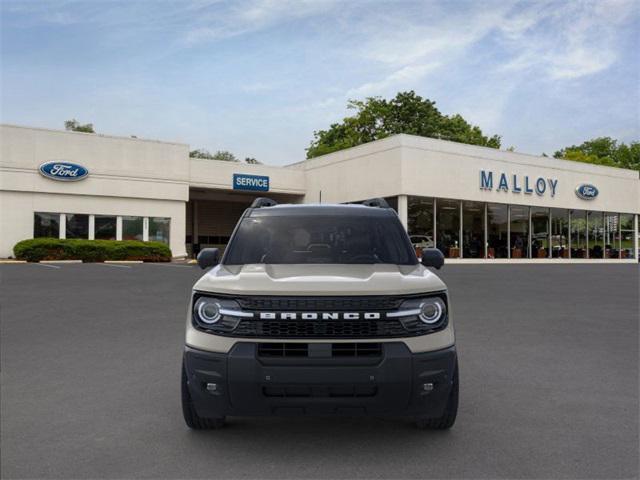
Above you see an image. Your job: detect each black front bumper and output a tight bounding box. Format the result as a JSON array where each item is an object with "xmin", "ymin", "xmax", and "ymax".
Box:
[{"xmin": 183, "ymin": 342, "xmax": 456, "ymax": 418}]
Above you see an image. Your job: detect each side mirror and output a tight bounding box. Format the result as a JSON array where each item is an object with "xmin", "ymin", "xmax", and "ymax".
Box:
[
  {"xmin": 420, "ymin": 248, "xmax": 445, "ymax": 270},
  {"xmin": 197, "ymin": 248, "xmax": 220, "ymax": 270}
]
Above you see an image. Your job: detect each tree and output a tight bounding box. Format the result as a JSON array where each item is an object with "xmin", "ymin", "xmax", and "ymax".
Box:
[
  {"xmin": 189, "ymin": 149, "xmax": 239, "ymax": 162},
  {"xmin": 244, "ymin": 157, "xmax": 262, "ymax": 164},
  {"xmin": 554, "ymin": 137, "xmax": 640, "ymax": 172},
  {"xmin": 64, "ymin": 119, "xmax": 94, "ymax": 133},
  {"xmin": 306, "ymin": 91, "xmax": 501, "ymax": 158}
]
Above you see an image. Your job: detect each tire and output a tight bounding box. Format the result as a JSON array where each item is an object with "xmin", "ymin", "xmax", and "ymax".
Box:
[
  {"xmin": 415, "ymin": 359, "xmax": 459, "ymax": 430},
  {"xmin": 181, "ymin": 360, "xmax": 225, "ymax": 430}
]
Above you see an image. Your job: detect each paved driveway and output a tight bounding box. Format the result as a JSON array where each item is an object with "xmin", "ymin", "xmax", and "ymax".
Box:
[{"xmin": 1, "ymin": 263, "xmax": 638, "ymax": 479}]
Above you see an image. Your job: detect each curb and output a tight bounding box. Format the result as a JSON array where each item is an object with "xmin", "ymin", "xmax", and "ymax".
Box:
[
  {"xmin": 104, "ymin": 260, "xmax": 144, "ymax": 264},
  {"xmin": 0, "ymin": 260, "xmax": 27, "ymax": 264},
  {"xmin": 40, "ymin": 260, "xmax": 83, "ymax": 264}
]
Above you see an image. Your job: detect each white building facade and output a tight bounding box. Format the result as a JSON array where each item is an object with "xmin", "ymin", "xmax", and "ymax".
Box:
[{"xmin": 1, "ymin": 124, "xmax": 638, "ymax": 262}]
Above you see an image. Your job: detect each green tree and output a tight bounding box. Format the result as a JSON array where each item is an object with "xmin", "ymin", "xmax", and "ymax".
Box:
[
  {"xmin": 64, "ymin": 119, "xmax": 95, "ymax": 133},
  {"xmin": 306, "ymin": 91, "xmax": 501, "ymax": 158},
  {"xmin": 189, "ymin": 149, "xmax": 239, "ymax": 162},
  {"xmin": 244, "ymin": 157, "xmax": 262, "ymax": 164},
  {"xmin": 554, "ymin": 137, "xmax": 640, "ymax": 171}
]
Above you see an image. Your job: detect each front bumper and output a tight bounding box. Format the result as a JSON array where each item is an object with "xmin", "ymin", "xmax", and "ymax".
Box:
[{"xmin": 183, "ymin": 342, "xmax": 456, "ymax": 418}]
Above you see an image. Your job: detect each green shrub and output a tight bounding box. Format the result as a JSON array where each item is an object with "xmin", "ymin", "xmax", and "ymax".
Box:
[{"xmin": 13, "ymin": 238, "xmax": 172, "ymax": 262}]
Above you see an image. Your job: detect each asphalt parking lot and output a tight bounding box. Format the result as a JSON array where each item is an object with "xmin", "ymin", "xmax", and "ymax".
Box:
[{"xmin": 1, "ymin": 263, "xmax": 638, "ymax": 479}]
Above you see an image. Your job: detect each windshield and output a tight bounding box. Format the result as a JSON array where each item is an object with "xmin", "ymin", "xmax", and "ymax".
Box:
[{"xmin": 223, "ymin": 214, "xmax": 417, "ymax": 265}]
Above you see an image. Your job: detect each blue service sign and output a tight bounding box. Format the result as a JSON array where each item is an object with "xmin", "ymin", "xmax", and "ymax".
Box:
[
  {"xmin": 233, "ymin": 173, "xmax": 269, "ymax": 192},
  {"xmin": 39, "ymin": 161, "xmax": 89, "ymax": 182},
  {"xmin": 575, "ymin": 184, "xmax": 598, "ymax": 200}
]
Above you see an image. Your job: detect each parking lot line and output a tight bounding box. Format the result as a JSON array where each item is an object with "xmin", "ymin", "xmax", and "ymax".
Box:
[
  {"xmin": 35, "ymin": 263, "xmax": 61, "ymax": 269},
  {"xmin": 96, "ymin": 263, "xmax": 131, "ymax": 269}
]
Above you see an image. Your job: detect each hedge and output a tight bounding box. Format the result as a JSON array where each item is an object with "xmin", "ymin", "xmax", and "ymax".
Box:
[{"xmin": 13, "ymin": 238, "xmax": 172, "ymax": 262}]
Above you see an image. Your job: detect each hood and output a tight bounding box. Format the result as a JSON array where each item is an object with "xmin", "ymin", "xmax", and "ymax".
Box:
[{"xmin": 193, "ymin": 263, "xmax": 447, "ymax": 296}]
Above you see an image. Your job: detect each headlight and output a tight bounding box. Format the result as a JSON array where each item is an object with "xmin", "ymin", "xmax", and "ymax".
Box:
[
  {"xmin": 418, "ymin": 297, "xmax": 446, "ymax": 324},
  {"xmin": 191, "ymin": 294, "xmax": 250, "ymax": 332},
  {"xmin": 194, "ymin": 297, "xmax": 221, "ymax": 324},
  {"xmin": 391, "ymin": 294, "xmax": 448, "ymax": 332}
]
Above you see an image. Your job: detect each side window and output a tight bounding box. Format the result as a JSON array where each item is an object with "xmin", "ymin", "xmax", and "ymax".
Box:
[{"xmin": 34, "ymin": 212, "xmax": 60, "ymax": 238}]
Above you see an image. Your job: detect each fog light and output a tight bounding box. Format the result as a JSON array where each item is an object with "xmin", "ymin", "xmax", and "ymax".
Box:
[
  {"xmin": 206, "ymin": 383, "xmax": 218, "ymax": 392},
  {"xmin": 422, "ymin": 383, "xmax": 434, "ymax": 392}
]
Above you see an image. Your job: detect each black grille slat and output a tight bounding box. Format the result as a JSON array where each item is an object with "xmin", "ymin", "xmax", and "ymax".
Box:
[
  {"xmin": 257, "ymin": 343, "xmax": 308, "ymax": 357},
  {"xmin": 235, "ymin": 320, "xmax": 407, "ymax": 338},
  {"xmin": 236, "ymin": 296, "xmax": 404, "ymax": 311},
  {"xmin": 257, "ymin": 342, "xmax": 383, "ymax": 357}
]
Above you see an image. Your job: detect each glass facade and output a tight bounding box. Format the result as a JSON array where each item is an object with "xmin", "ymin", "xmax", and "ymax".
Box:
[
  {"xmin": 588, "ymin": 211, "xmax": 604, "ymax": 258},
  {"xmin": 620, "ymin": 214, "xmax": 636, "ymax": 259},
  {"xmin": 571, "ymin": 210, "xmax": 587, "ymax": 258},
  {"xmin": 551, "ymin": 209, "xmax": 569, "ymax": 258},
  {"xmin": 122, "ymin": 216, "xmax": 143, "ymax": 241},
  {"xmin": 486, "ymin": 203, "xmax": 508, "ymax": 258},
  {"xmin": 436, "ymin": 199, "xmax": 460, "ymax": 258},
  {"xmin": 531, "ymin": 207, "xmax": 550, "ymax": 258},
  {"xmin": 66, "ymin": 214, "xmax": 89, "ymax": 239},
  {"xmin": 462, "ymin": 201, "xmax": 484, "ymax": 258},
  {"xmin": 95, "ymin": 215, "xmax": 117, "ymax": 240},
  {"xmin": 406, "ymin": 196, "xmax": 637, "ymax": 261},
  {"xmin": 149, "ymin": 217, "xmax": 170, "ymax": 244},
  {"xmin": 34, "ymin": 212, "xmax": 59, "ymax": 238},
  {"xmin": 510, "ymin": 206, "xmax": 530, "ymax": 258}
]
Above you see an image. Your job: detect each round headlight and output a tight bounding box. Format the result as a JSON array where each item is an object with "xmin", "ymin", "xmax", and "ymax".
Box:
[
  {"xmin": 418, "ymin": 298, "xmax": 445, "ymax": 324},
  {"xmin": 195, "ymin": 297, "xmax": 221, "ymax": 324}
]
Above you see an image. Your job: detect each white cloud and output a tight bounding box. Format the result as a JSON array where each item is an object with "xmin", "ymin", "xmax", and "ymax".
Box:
[{"xmin": 347, "ymin": 63, "xmax": 440, "ymax": 97}]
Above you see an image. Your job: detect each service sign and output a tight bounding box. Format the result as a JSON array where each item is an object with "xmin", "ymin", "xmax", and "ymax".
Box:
[
  {"xmin": 233, "ymin": 173, "xmax": 269, "ymax": 192},
  {"xmin": 575, "ymin": 184, "xmax": 598, "ymax": 200},
  {"xmin": 39, "ymin": 161, "xmax": 89, "ymax": 182}
]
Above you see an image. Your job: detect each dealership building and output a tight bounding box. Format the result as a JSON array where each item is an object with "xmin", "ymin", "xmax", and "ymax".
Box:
[{"xmin": 1, "ymin": 124, "xmax": 638, "ymax": 262}]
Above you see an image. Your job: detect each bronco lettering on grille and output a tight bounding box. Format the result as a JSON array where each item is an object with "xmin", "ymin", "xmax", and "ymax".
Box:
[{"xmin": 258, "ymin": 312, "xmax": 382, "ymax": 320}]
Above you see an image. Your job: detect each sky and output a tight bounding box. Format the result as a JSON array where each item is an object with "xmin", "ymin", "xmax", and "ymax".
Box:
[{"xmin": 1, "ymin": 0, "xmax": 639, "ymax": 165}]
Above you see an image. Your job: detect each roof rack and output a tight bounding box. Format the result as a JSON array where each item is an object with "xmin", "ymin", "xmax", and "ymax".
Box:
[
  {"xmin": 361, "ymin": 198, "xmax": 391, "ymax": 209},
  {"xmin": 250, "ymin": 197, "xmax": 278, "ymax": 208}
]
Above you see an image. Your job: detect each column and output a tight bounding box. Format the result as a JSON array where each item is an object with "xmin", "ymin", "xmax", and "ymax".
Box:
[
  {"xmin": 143, "ymin": 217, "xmax": 149, "ymax": 242},
  {"xmin": 116, "ymin": 216, "xmax": 123, "ymax": 241},
  {"xmin": 59, "ymin": 213, "xmax": 66, "ymax": 239},
  {"xmin": 397, "ymin": 195, "xmax": 408, "ymax": 231},
  {"xmin": 88, "ymin": 215, "xmax": 95, "ymax": 240},
  {"xmin": 634, "ymin": 214, "xmax": 639, "ymax": 260}
]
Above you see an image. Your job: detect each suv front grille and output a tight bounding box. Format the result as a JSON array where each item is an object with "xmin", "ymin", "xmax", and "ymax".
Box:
[
  {"xmin": 257, "ymin": 342, "xmax": 383, "ymax": 358},
  {"xmin": 235, "ymin": 296, "xmax": 404, "ymax": 311},
  {"xmin": 233, "ymin": 319, "xmax": 408, "ymax": 338}
]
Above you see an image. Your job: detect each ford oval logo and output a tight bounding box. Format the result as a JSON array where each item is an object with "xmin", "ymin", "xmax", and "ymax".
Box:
[
  {"xmin": 39, "ymin": 161, "xmax": 89, "ymax": 182},
  {"xmin": 575, "ymin": 184, "xmax": 598, "ymax": 200}
]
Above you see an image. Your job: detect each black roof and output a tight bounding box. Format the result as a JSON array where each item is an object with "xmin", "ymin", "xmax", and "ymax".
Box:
[{"xmin": 247, "ymin": 203, "xmax": 397, "ymax": 218}]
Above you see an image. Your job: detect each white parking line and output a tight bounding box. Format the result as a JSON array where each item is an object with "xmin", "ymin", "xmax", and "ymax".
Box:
[
  {"xmin": 96, "ymin": 263, "xmax": 132, "ymax": 269},
  {"xmin": 148, "ymin": 263, "xmax": 194, "ymax": 268},
  {"xmin": 36, "ymin": 263, "xmax": 61, "ymax": 269}
]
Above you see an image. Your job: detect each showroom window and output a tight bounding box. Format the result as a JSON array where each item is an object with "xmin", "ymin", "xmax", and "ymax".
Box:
[
  {"xmin": 588, "ymin": 211, "xmax": 604, "ymax": 258},
  {"xmin": 620, "ymin": 214, "xmax": 635, "ymax": 259},
  {"xmin": 571, "ymin": 210, "xmax": 587, "ymax": 258},
  {"xmin": 122, "ymin": 216, "xmax": 143, "ymax": 241},
  {"xmin": 95, "ymin": 215, "xmax": 117, "ymax": 240},
  {"xmin": 149, "ymin": 217, "xmax": 170, "ymax": 244},
  {"xmin": 436, "ymin": 199, "xmax": 460, "ymax": 258},
  {"xmin": 34, "ymin": 212, "xmax": 60, "ymax": 238},
  {"xmin": 531, "ymin": 207, "xmax": 550, "ymax": 258},
  {"xmin": 65, "ymin": 214, "xmax": 89, "ymax": 239},
  {"xmin": 603, "ymin": 213, "xmax": 619, "ymax": 259},
  {"xmin": 407, "ymin": 196, "xmax": 434, "ymax": 253},
  {"xmin": 462, "ymin": 201, "xmax": 484, "ymax": 259},
  {"xmin": 551, "ymin": 209, "xmax": 570, "ymax": 258},
  {"xmin": 510, "ymin": 205, "xmax": 530, "ymax": 259},
  {"xmin": 487, "ymin": 203, "xmax": 508, "ymax": 259}
]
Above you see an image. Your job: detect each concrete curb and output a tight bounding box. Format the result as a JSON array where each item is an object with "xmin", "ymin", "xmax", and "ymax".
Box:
[
  {"xmin": 40, "ymin": 260, "xmax": 82, "ymax": 264},
  {"xmin": 0, "ymin": 260, "xmax": 27, "ymax": 264},
  {"xmin": 104, "ymin": 260, "xmax": 144, "ymax": 264}
]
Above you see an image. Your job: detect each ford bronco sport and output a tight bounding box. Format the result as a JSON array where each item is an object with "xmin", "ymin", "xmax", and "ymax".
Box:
[{"xmin": 182, "ymin": 198, "xmax": 458, "ymax": 429}]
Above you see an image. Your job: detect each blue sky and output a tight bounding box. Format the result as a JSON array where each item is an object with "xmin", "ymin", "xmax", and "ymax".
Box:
[{"xmin": 2, "ymin": 0, "xmax": 639, "ymax": 165}]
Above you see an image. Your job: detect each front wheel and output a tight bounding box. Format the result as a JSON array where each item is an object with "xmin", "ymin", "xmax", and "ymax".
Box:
[
  {"xmin": 415, "ymin": 359, "xmax": 459, "ymax": 430},
  {"xmin": 181, "ymin": 360, "xmax": 225, "ymax": 430}
]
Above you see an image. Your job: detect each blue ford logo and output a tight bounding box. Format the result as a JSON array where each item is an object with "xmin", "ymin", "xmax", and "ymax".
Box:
[
  {"xmin": 575, "ymin": 184, "xmax": 598, "ymax": 200},
  {"xmin": 39, "ymin": 161, "xmax": 89, "ymax": 182}
]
